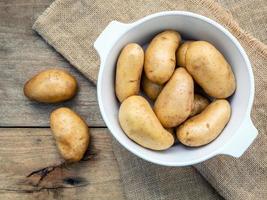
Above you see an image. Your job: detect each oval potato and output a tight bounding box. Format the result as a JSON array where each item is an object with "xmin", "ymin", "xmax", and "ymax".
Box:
[
  {"xmin": 119, "ymin": 96, "xmax": 174, "ymax": 150},
  {"xmin": 166, "ymin": 128, "xmax": 175, "ymax": 136},
  {"xmin": 176, "ymin": 99, "xmax": 231, "ymax": 147},
  {"xmin": 144, "ymin": 30, "xmax": 181, "ymax": 84},
  {"xmin": 166, "ymin": 128, "xmax": 178, "ymax": 144},
  {"xmin": 176, "ymin": 41, "xmax": 193, "ymax": 67},
  {"xmin": 185, "ymin": 41, "xmax": 236, "ymax": 98},
  {"xmin": 115, "ymin": 43, "xmax": 144, "ymax": 102},
  {"xmin": 24, "ymin": 69, "xmax": 77, "ymax": 103},
  {"xmin": 50, "ymin": 107, "xmax": 90, "ymax": 162},
  {"xmin": 142, "ymin": 75, "xmax": 163, "ymax": 100},
  {"xmin": 190, "ymin": 94, "xmax": 210, "ymax": 117},
  {"xmin": 154, "ymin": 68, "xmax": 194, "ymax": 128}
]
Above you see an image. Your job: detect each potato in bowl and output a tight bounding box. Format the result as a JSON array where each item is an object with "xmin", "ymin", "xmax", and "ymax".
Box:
[{"xmin": 95, "ymin": 11, "xmax": 257, "ymax": 166}]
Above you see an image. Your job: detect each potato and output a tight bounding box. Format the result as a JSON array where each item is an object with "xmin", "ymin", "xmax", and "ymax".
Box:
[
  {"xmin": 166, "ymin": 128, "xmax": 175, "ymax": 135},
  {"xmin": 50, "ymin": 107, "xmax": 90, "ymax": 162},
  {"xmin": 190, "ymin": 94, "xmax": 210, "ymax": 117},
  {"xmin": 144, "ymin": 30, "xmax": 181, "ymax": 84},
  {"xmin": 115, "ymin": 43, "xmax": 144, "ymax": 102},
  {"xmin": 185, "ymin": 41, "xmax": 236, "ymax": 98},
  {"xmin": 176, "ymin": 99, "xmax": 231, "ymax": 147},
  {"xmin": 176, "ymin": 41, "xmax": 193, "ymax": 67},
  {"xmin": 154, "ymin": 68, "xmax": 194, "ymax": 128},
  {"xmin": 166, "ymin": 127, "xmax": 176, "ymax": 141},
  {"xmin": 142, "ymin": 75, "xmax": 163, "ymax": 100},
  {"xmin": 119, "ymin": 96, "xmax": 174, "ymax": 150},
  {"xmin": 24, "ymin": 69, "xmax": 77, "ymax": 103},
  {"xmin": 166, "ymin": 128, "xmax": 179, "ymax": 144}
]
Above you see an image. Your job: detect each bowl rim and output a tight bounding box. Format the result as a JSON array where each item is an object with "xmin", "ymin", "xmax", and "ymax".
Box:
[{"xmin": 96, "ymin": 11, "xmax": 255, "ymax": 166}]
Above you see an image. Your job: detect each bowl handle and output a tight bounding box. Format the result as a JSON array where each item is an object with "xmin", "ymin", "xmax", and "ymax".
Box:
[
  {"xmin": 94, "ymin": 21, "xmax": 129, "ymax": 61},
  {"xmin": 220, "ymin": 117, "xmax": 258, "ymax": 157}
]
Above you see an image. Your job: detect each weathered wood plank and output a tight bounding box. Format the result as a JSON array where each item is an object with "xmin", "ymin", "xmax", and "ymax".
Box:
[
  {"xmin": 0, "ymin": 128, "xmax": 125, "ymax": 200},
  {"xmin": 0, "ymin": 0, "xmax": 104, "ymax": 127}
]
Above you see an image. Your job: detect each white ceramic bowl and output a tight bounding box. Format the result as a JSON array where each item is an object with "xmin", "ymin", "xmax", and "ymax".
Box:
[{"xmin": 94, "ymin": 11, "xmax": 258, "ymax": 166}]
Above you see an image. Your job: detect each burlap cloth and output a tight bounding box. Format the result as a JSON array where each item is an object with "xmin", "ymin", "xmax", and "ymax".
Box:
[{"xmin": 33, "ymin": 0, "xmax": 267, "ymax": 199}]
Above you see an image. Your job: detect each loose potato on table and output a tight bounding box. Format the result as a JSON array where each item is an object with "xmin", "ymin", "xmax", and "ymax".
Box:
[
  {"xmin": 115, "ymin": 43, "xmax": 144, "ymax": 102},
  {"xmin": 144, "ymin": 30, "xmax": 181, "ymax": 84},
  {"xmin": 176, "ymin": 99, "xmax": 231, "ymax": 147},
  {"xmin": 176, "ymin": 41, "xmax": 193, "ymax": 67},
  {"xmin": 154, "ymin": 67, "xmax": 194, "ymax": 128},
  {"xmin": 24, "ymin": 69, "xmax": 77, "ymax": 103},
  {"xmin": 185, "ymin": 41, "xmax": 236, "ymax": 98},
  {"xmin": 190, "ymin": 94, "xmax": 210, "ymax": 117},
  {"xmin": 119, "ymin": 96, "xmax": 174, "ymax": 150},
  {"xmin": 142, "ymin": 75, "xmax": 163, "ymax": 100},
  {"xmin": 50, "ymin": 107, "xmax": 90, "ymax": 162}
]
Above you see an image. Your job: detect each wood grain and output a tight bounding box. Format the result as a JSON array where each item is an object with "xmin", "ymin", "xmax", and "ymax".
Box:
[
  {"xmin": 0, "ymin": 0, "xmax": 104, "ymax": 127},
  {"xmin": 0, "ymin": 128, "xmax": 125, "ymax": 200},
  {"xmin": 0, "ymin": 1, "xmax": 123, "ymax": 199}
]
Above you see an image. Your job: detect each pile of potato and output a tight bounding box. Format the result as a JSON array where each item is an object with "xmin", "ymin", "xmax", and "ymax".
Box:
[
  {"xmin": 115, "ymin": 30, "xmax": 236, "ymax": 150},
  {"xmin": 24, "ymin": 69, "xmax": 90, "ymax": 162}
]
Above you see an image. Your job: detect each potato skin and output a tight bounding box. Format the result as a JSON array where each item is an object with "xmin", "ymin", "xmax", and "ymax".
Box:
[
  {"xmin": 190, "ymin": 94, "xmax": 210, "ymax": 117},
  {"xmin": 144, "ymin": 30, "xmax": 181, "ymax": 84},
  {"xmin": 166, "ymin": 128, "xmax": 177, "ymax": 142},
  {"xmin": 176, "ymin": 41, "xmax": 193, "ymax": 67},
  {"xmin": 185, "ymin": 41, "xmax": 236, "ymax": 98},
  {"xmin": 142, "ymin": 75, "xmax": 163, "ymax": 100},
  {"xmin": 176, "ymin": 100, "xmax": 231, "ymax": 147},
  {"xmin": 115, "ymin": 43, "xmax": 144, "ymax": 102},
  {"xmin": 24, "ymin": 69, "xmax": 77, "ymax": 103},
  {"xmin": 50, "ymin": 107, "xmax": 90, "ymax": 162},
  {"xmin": 119, "ymin": 96, "xmax": 174, "ymax": 150},
  {"xmin": 154, "ymin": 68, "xmax": 194, "ymax": 128},
  {"xmin": 166, "ymin": 128, "xmax": 175, "ymax": 135}
]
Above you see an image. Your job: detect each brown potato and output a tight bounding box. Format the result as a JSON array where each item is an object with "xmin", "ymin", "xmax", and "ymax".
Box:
[
  {"xmin": 24, "ymin": 69, "xmax": 77, "ymax": 103},
  {"xmin": 154, "ymin": 68, "xmax": 194, "ymax": 128},
  {"xmin": 142, "ymin": 75, "xmax": 163, "ymax": 100},
  {"xmin": 185, "ymin": 41, "xmax": 236, "ymax": 98},
  {"xmin": 176, "ymin": 41, "xmax": 193, "ymax": 67},
  {"xmin": 119, "ymin": 96, "xmax": 174, "ymax": 150},
  {"xmin": 166, "ymin": 128, "xmax": 180, "ymax": 144},
  {"xmin": 176, "ymin": 100, "xmax": 231, "ymax": 147},
  {"xmin": 166, "ymin": 128, "xmax": 175, "ymax": 135},
  {"xmin": 144, "ymin": 30, "xmax": 181, "ymax": 84},
  {"xmin": 115, "ymin": 43, "xmax": 144, "ymax": 102},
  {"xmin": 50, "ymin": 107, "xmax": 90, "ymax": 162},
  {"xmin": 190, "ymin": 94, "xmax": 210, "ymax": 117},
  {"xmin": 166, "ymin": 127, "xmax": 176, "ymax": 141}
]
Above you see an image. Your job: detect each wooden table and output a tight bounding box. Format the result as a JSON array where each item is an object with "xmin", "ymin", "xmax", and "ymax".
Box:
[{"xmin": 0, "ymin": 0, "xmax": 125, "ymax": 199}]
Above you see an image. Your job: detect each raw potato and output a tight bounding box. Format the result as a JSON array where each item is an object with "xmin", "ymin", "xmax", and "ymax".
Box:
[
  {"xmin": 142, "ymin": 75, "xmax": 163, "ymax": 100},
  {"xmin": 144, "ymin": 30, "xmax": 181, "ymax": 84},
  {"xmin": 115, "ymin": 43, "xmax": 144, "ymax": 102},
  {"xmin": 154, "ymin": 68, "xmax": 194, "ymax": 128},
  {"xmin": 24, "ymin": 69, "xmax": 77, "ymax": 103},
  {"xmin": 185, "ymin": 41, "xmax": 236, "ymax": 98},
  {"xmin": 119, "ymin": 96, "xmax": 174, "ymax": 150},
  {"xmin": 166, "ymin": 128, "xmax": 176, "ymax": 142},
  {"xmin": 166, "ymin": 128, "xmax": 175, "ymax": 135},
  {"xmin": 50, "ymin": 107, "xmax": 90, "ymax": 162},
  {"xmin": 176, "ymin": 41, "xmax": 193, "ymax": 67},
  {"xmin": 190, "ymin": 94, "xmax": 210, "ymax": 117},
  {"xmin": 176, "ymin": 99, "xmax": 231, "ymax": 147}
]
